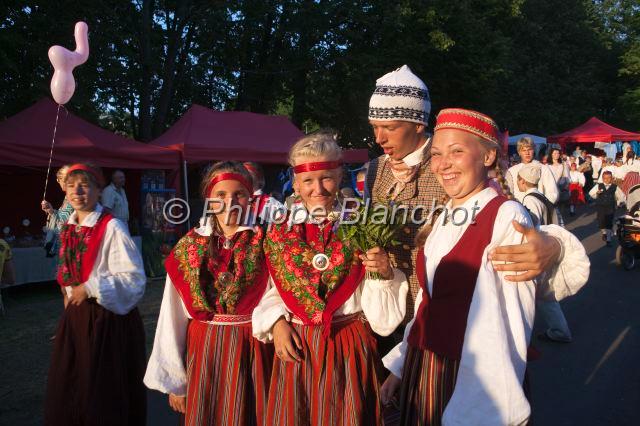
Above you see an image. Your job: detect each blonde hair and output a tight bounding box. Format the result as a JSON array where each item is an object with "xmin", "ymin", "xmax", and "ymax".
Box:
[
  {"xmin": 516, "ymin": 137, "xmax": 534, "ymax": 152},
  {"xmin": 414, "ymin": 136, "xmax": 512, "ymax": 246},
  {"xmin": 56, "ymin": 165, "xmax": 71, "ymax": 181},
  {"xmin": 288, "ymin": 130, "xmax": 343, "ymax": 167}
]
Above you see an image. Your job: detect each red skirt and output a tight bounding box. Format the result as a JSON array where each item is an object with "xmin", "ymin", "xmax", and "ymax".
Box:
[
  {"xmin": 398, "ymin": 346, "xmax": 459, "ymax": 426},
  {"xmin": 44, "ymin": 299, "xmax": 147, "ymax": 426},
  {"xmin": 266, "ymin": 314, "xmax": 384, "ymax": 426},
  {"xmin": 569, "ymin": 182, "xmax": 585, "ymax": 205},
  {"xmin": 185, "ymin": 317, "xmax": 273, "ymax": 426}
]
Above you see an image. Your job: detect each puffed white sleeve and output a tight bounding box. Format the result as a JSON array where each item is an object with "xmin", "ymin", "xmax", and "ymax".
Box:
[
  {"xmin": 538, "ymin": 225, "xmax": 590, "ymax": 301},
  {"xmin": 83, "ymin": 219, "xmax": 146, "ymax": 315},
  {"xmin": 382, "ymin": 288, "xmax": 422, "ymax": 379},
  {"xmin": 589, "ymin": 184, "xmax": 600, "ymax": 199},
  {"xmin": 361, "ymin": 268, "xmax": 408, "ymax": 336},
  {"xmin": 252, "ymin": 276, "xmax": 290, "ymax": 343},
  {"xmin": 143, "ymin": 276, "xmax": 190, "ymax": 396},
  {"xmin": 616, "ymin": 187, "xmax": 626, "ymax": 206},
  {"xmin": 579, "ymin": 173, "xmax": 586, "ymax": 187}
]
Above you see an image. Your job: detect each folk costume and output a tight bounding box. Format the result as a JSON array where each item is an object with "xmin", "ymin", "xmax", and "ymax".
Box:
[
  {"xmin": 569, "ymin": 169, "xmax": 586, "ymax": 207},
  {"xmin": 44, "ymin": 201, "xmax": 147, "ymax": 426},
  {"xmin": 589, "ymin": 181, "xmax": 626, "ymax": 244},
  {"xmin": 383, "ymin": 109, "xmax": 569, "ymax": 426},
  {"xmin": 145, "ymin": 173, "xmax": 272, "ymax": 426},
  {"xmin": 252, "ymin": 160, "xmax": 409, "ymax": 426},
  {"xmin": 365, "ymin": 65, "xmax": 446, "ymax": 323}
]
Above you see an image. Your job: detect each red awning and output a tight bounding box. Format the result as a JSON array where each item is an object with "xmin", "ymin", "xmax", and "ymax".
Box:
[
  {"xmin": 547, "ymin": 117, "xmax": 640, "ymax": 144},
  {"xmin": 0, "ymin": 98, "xmax": 179, "ymax": 169},
  {"xmin": 151, "ymin": 104, "xmax": 369, "ymax": 164}
]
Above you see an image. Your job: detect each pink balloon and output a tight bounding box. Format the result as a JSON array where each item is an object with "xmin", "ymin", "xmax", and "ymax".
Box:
[{"xmin": 48, "ymin": 22, "xmax": 89, "ymax": 105}]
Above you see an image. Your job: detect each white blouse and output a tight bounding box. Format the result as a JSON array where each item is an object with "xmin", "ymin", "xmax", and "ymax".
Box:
[
  {"xmin": 144, "ymin": 220, "xmax": 255, "ymax": 397},
  {"xmin": 569, "ymin": 170, "xmax": 586, "ymax": 186},
  {"xmin": 64, "ymin": 204, "xmax": 145, "ymax": 315},
  {"xmin": 252, "ymin": 268, "xmax": 409, "ymax": 342},
  {"xmin": 383, "ymin": 187, "xmax": 589, "ymax": 426}
]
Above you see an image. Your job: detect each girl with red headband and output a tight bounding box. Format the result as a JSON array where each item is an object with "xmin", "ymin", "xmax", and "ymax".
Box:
[
  {"xmin": 145, "ymin": 161, "xmax": 272, "ymax": 425},
  {"xmin": 44, "ymin": 163, "xmax": 147, "ymax": 425},
  {"xmin": 381, "ymin": 108, "xmax": 539, "ymax": 425},
  {"xmin": 252, "ymin": 131, "xmax": 409, "ymax": 425}
]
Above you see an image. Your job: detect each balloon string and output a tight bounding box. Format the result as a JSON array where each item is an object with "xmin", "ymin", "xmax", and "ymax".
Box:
[{"xmin": 43, "ymin": 103, "xmax": 63, "ymax": 201}]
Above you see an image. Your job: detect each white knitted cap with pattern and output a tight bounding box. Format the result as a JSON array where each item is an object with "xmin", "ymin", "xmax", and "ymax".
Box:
[
  {"xmin": 368, "ymin": 65, "xmax": 431, "ymax": 125},
  {"xmin": 518, "ymin": 163, "xmax": 542, "ymax": 185}
]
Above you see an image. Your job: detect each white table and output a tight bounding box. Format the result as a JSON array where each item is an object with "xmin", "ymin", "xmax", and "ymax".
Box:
[{"xmin": 8, "ymin": 236, "xmax": 143, "ymax": 286}]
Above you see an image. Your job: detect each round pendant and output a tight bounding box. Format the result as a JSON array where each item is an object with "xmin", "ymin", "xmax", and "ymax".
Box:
[
  {"xmin": 218, "ymin": 271, "xmax": 233, "ymax": 285},
  {"xmin": 222, "ymin": 239, "xmax": 233, "ymax": 250},
  {"xmin": 312, "ymin": 253, "xmax": 330, "ymax": 271}
]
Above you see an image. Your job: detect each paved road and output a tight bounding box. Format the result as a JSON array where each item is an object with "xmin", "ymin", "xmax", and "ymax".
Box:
[{"xmin": 147, "ymin": 205, "xmax": 640, "ymax": 425}]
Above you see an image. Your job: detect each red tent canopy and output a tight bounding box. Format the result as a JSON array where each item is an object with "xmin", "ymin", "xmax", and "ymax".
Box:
[
  {"xmin": 0, "ymin": 98, "xmax": 179, "ymax": 169},
  {"xmin": 547, "ymin": 117, "xmax": 640, "ymax": 144},
  {"xmin": 150, "ymin": 104, "xmax": 368, "ymax": 163}
]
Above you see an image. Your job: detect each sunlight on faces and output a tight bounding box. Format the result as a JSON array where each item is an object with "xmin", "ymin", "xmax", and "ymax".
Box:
[
  {"xmin": 602, "ymin": 172, "xmax": 613, "ymax": 185},
  {"xmin": 369, "ymin": 120, "xmax": 425, "ymax": 160},
  {"xmin": 65, "ymin": 173, "xmax": 101, "ymax": 212},
  {"xmin": 208, "ymin": 179, "xmax": 251, "ymax": 227},
  {"xmin": 292, "ymin": 156, "xmax": 342, "ymax": 216},
  {"xmin": 518, "ymin": 145, "xmax": 534, "ymax": 163},
  {"xmin": 431, "ymin": 129, "xmax": 496, "ymax": 207}
]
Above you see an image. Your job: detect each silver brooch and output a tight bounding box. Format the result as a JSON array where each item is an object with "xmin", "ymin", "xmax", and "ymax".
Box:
[{"xmin": 312, "ymin": 253, "xmax": 330, "ymax": 271}]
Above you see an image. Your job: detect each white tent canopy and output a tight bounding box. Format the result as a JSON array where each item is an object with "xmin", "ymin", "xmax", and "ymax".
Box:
[{"xmin": 508, "ymin": 133, "xmax": 547, "ymax": 146}]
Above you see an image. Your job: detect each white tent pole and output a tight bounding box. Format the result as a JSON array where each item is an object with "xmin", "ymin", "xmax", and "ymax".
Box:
[{"xmin": 183, "ymin": 159, "xmax": 191, "ymax": 229}]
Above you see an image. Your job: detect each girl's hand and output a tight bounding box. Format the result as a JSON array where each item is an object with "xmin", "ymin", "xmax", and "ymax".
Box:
[
  {"xmin": 273, "ymin": 317, "xmax": 302, "ymax": 362},
  {"xmin": 41, "ymin": 200, "xmax": 54, "ymax": 215},
  {"xmin": 168, "ymin": 394, "xmax": 186, "ymax": 414},
  {"xmin": 360, "ymin": 247, "xmax": 393, "ymax": 280},
  {"xmin": 380, "ymin": 374, "xmax": 402, "ymax": 406},
  {"xmin": 69, "ymin": 284, "xmax": 88, "ymax": 306}
]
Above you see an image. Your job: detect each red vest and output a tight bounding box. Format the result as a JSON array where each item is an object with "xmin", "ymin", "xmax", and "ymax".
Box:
[{"xmin": 408, "ymin": 196, "xmax": 506, "ymax": 360}]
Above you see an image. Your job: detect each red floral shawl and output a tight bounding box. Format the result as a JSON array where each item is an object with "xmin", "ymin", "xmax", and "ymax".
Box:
[
  {"xmin": 264, "ymin": 219, "xmax": 365, "ymax": 336},
  {"xmin": 165, "ymin": 227, "xmax": 268, "ymax": 320},
  {"xmin": 57, "ymin": 212, "xmax": 113, "ymax": 287}
]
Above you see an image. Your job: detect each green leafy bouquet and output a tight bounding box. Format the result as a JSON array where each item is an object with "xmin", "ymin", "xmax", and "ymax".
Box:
[{"xmin": 336, "ymin": 200, "xmax": 404, "ymax": 279}]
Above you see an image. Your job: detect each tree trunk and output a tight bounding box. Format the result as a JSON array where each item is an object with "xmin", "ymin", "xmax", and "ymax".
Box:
[{"xmin": 138, "ymin": 0, "xmax": 154, "ymax": 141}]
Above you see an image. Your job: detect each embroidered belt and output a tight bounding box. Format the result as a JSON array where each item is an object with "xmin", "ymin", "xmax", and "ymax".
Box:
[
  {"xmin": 203, "ymin": 313, "xmax": 252, "ymax": 326},
  {"xmin": 291, "ymin": 312, "xmax": 366, "ymax": 325}
]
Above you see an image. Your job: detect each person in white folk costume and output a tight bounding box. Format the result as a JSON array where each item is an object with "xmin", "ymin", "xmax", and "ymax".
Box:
[
  {"xmin": 568, "ymin": 162, "xmax": 586, "ymax": 215},
  {"xmin": 252, "ymin": 132, "xmax": 408, "ymax": 425},
  {"xmin": 507, "ymin": 137, "xmax": 559, "ymax": 204},
  {"xmin": 517, "ymin": 164, "xmax": 560, "ymax": 226},
  {"xmin": 380, "ymin": 109, "xmax": 589, "ymax": 425},
  {"xmin": 44, "ymin": 163, "xmax": 147, "ymax": 426},
  {"xmin": 144, "ymin": 162, "xmax": 274, "ymax": 425}
]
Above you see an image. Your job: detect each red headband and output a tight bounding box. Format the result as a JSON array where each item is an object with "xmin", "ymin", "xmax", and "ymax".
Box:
[
  {"xmin": 67, "ymin": 164, "xmax": 105, "ymax": 187},
  {"xmin": 206, "ymin": 172, "xmax": 253, "ymax": 196},
  {"xmin": 434, "ymin": 108, "xmax": 500, "ymax": 146},
  {"xmin": 293, "ymin": 161, "xmax": 341, "ymax": 174}
]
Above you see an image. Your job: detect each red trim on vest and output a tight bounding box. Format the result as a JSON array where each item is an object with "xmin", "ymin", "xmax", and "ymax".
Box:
[
  {"xmin": 408, "ymin": 196, "xmax": 507, "ymax": 360},
  {"xmin": 57, "ymin": 213, "xmax": 114, "ymax": 287}
]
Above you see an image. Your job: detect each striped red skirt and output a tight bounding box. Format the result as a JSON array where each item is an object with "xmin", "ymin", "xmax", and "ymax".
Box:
[
  {"xmin": 398, "ymin": 346, "xmax": 460, "ymax": 426},
  {"xmin": 569, "ymin": 182, "xmax": 585, "ymax": 205},
  {"xmin": 185, "ymin": 316, "xmax": 273, "ymax": 426},
  {"xmin": 266, "ymin": 314, "xmax": 384, "ymax": 426}
]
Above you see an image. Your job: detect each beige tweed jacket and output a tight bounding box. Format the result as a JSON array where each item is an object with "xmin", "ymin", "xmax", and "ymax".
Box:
[{"xmin": 365, "ymin": 144, "xmax": 447, "ymax": 321}]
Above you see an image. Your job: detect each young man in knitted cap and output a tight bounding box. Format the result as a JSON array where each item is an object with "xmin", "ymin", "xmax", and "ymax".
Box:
[
  {"xmin": 365, "ymin": 65, "xmax": 589, "ymax": 347},
  {"xmin": 518, "ymin": 163, "xmax": 559, "ymax": 226}
]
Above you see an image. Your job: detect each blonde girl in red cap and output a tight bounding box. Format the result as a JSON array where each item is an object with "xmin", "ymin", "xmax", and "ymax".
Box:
[
  {"xmin": 252, "ymin": 131, "xmax": 409, "ymax": 426},
  {"xmin": 381, "ymin": 109, "xmax": 538, "ymax": 425},
  {"xmin": 44, "ymin": 163, "xmax": 147, "ymax": 426},
  {"xmin": 144, "ymin": 161, "xmax": 273, "ymax": 425}
]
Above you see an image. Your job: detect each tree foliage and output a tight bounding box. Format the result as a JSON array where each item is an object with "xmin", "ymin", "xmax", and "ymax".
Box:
[{"xmin": 0, "ymin": 0, "xmax": 636, "ymax": 147}]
